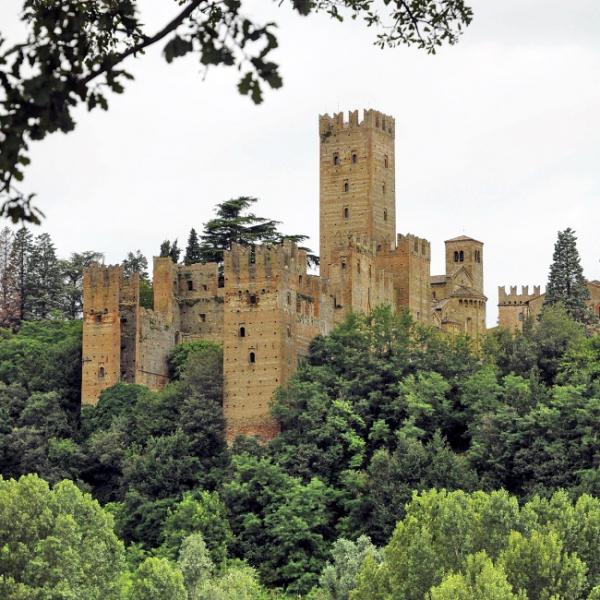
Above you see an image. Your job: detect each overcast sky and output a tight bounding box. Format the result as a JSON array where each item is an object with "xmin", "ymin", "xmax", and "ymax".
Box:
[{"xmin": 1, "ymin": 0, "xmax": 599, "ymax": 326}]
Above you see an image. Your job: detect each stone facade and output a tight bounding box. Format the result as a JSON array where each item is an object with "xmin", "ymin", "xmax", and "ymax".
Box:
[
  {"xmin": 81, "ymin": 108, "xmax": 488, "ymax": 441},
  {"xmin": 497, "ymin": 281, "xmax": 600, "ymax": 331}
]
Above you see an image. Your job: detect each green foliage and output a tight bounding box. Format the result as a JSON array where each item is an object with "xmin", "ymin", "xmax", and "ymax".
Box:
[
  {"xmin": 316, "ymin": 535, "xmax": 381, "ymax": 600},
  {"xmin": 167, "ymin": 339, "xmax": 222, "ymax": 380},
  {"xmin": 430, "ymin": 552, "xmax": 520, "ymax": 600},
  {"xmin": 544, "ymin": 228, "xmax": 593, "ymax": 323},
  {"xmin": 160, "ymin": 490, "xmax": 232, "ymax": 565},
  {"xmin": 126, "ymin": 557, "xmax": 186, "ymax": 600},
  {"xmin": 194, "ymin": 564, "xmax": 274, "ymax": 600},
  {"xmin": 184, "ymin": 228, "xmax": 203, "ymax": 265},
  {"xmin": 198, "ymin": 197, "xmax": 313, "ymax": 265},
  {"xmin": 0, "ymin": 474, "xmax": 124, "ymax": 599},
  {"xmin": 351, "ymin": 489, "xmax": 600, "ymax": 600},
  {"xmin": 177, "ymin": 533, "xmax": 214, "ymax": 598}
]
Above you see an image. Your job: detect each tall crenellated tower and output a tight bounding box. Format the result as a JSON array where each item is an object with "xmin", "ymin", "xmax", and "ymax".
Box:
[
  {"xmin": 445, "ymin": 235, "xmax": 484, "ymax": 294},
  {"xmin": 319, "ymin": 109, "xmax": 396, "ymax": 278}
]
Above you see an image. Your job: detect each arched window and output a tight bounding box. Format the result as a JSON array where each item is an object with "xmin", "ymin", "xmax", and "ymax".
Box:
[
  {"xmin": 459, "ymin": 250, "xmax": 464, "ymax": 262},
  {"xmin": 384, "ymin": 155, "xmax": 389, "ymax": 168},
  {"xmin": 98, "ymin": 366, "xmax": 105, "ymax": 379},
  {"xmin": 333, "ymin": 153, "xmax": 339, "ymax": 165},
  {"xmin": 383, "ymin": 209, "xmax": 388, "ymax": 222},
  {"xmin": 239, "ymin": 326, "xmax": 246, "ymax": 337},
  {"xmin": 343, "ymin": 207, "xmax": 349, "ymax": 219},
  {"xmin": 352, "ymin": 153, "xmax": 357, "ymax": 164},
  {"xmin": 454, "ymin": 251, "xmax": 459, "ymax": 262},
  {"xmin": 343, "ymin": 182, "xmax": 349, "ymax": 193},
  {"xmin": 249, "ymin": 352, "xmax": 256, "ymax": 364}
]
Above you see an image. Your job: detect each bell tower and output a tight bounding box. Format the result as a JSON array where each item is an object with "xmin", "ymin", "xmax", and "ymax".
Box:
[{"xmin": 319, "ymin": 109, "xmax": 396, "ymax": 278}]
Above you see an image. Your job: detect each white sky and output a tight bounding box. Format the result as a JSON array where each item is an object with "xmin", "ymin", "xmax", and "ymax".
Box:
[{"xmin": 1, "ymin": 1, "xmax": 599, "ymax": 326}]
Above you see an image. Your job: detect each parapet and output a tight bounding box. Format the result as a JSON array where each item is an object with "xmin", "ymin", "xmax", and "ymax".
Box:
[
  {"xmin": 396, "ymin": 233, "xmax": 431, "ymax": 258},
  {"xmin": 224, "ymin": 239, "xmax": 309, "ymax": 284},
  {"xmin": 319, "ymin": 109, "xmax": 395, "ymax": 138},
  {"xmin": 498, "ymin": 285, "xmax": 542, "ymax": 304}
]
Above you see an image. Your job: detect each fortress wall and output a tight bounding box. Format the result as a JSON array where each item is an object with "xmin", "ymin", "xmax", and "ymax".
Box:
[{"xmin": 137, "ymin": 308, "xmax": 173, "ymax": 391}]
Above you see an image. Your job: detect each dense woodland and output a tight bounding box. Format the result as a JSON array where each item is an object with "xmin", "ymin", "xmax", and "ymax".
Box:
[{"xmin": 0, "ymin": 221, "xmax": 598, "ymax": 599}]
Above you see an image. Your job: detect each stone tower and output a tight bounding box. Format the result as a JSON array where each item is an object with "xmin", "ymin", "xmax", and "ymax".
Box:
[
  {"xmin": 445, "ymin": 236, "xmax": 484, "ymax": 294},
  {"xmin": 319, "ymin": 109, "xmax": 396, "ymax": 278}
]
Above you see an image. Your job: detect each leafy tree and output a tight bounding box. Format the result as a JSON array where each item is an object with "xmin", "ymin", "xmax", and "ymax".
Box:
[
  {"xmin": 126, "ymin": 557, "xmax": 186, "ymax": 600},
  {"xmin": 222, "ymin": 453, "xmax": 334, "ymax": 593},
  {"xmin": 194, "ymin": 564, "xmax": 274, "ymax": 600},
  {"xmin": 160, "ymin": 490, "xmax": 233, "ymax": 565},
  {"xmin": 59, "ymin": 250, "xmax": 104, "ymax": 318},
  {"xmin": 122, "ymin": 250, "xmax": 149, "ymax": 280},
  {"xmin": 499, "ymin": 530, "xmax": 586, "ymax": 600},
  {"xmin": 0, "ymin": 474, "xmax": 124, "ymax": 599},
  {"xmin": 0, "ymin": 2, "xmax": 472, "ymax": 223},
  {"xmin": 429, "ymin": 552, "xmax": 520, "ymax": 600},
  {"xmin": 122, "ymin": 250, "xmax": 152, "ymax": 308},
  {"xmin": 316, "ymin": 535, "xmax": 382, "ymax": 600},
  {"xmin": 27, "ymin": 232, "xmax": 63, "ymax": 319},
  {"xmin": 544, "ymin": 228, "xmax": 592, "ymax": 323},
  {"xmin": 177, "ymin": 533, "xmax": 214, "ymax": 599},
  {"xmin": 184, "ymin": 228, "xmax": 203, "ymax": 265}
]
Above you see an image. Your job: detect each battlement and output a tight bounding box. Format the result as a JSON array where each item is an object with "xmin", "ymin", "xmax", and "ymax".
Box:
[
  {"xmin": 224, "ymin": 240, "xmax": 309, "ymax": 285},
  {"xmin": 319, "ymin": 109, "xmax": 395, "ymax": 137},
  {"xmin": 498, "ymin": 285, "xmax": 542, "ymax": 304},
  {"xmin": 396, "ymin": 233, "xmax": 431, "ymax": 258}
]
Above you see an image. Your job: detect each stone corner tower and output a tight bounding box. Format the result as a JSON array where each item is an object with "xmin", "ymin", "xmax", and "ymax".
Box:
[{"xmin": 319, "ymin": 109, "xmax": 396, "ymax": 278}]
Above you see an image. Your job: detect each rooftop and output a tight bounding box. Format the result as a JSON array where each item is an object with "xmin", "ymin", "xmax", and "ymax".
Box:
[{"xmin": 445, "ymin": 235, "xmax": 483, "ymax": 244}]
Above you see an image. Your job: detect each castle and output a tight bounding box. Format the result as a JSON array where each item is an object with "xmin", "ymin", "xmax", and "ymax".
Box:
[
  {"xmin": 497, "ymin": 281, "xmax": 600, "ymax": 331},
  {"xmin": 81, "ymin": 108, "xmax": 488, "ymax": 441}
]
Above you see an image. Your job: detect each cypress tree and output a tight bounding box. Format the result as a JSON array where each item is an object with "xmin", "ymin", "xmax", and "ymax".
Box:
[
  {"xmin": 543, "ymin": 228, "xmax": 591, "ymax": 323},
  {"xmin": 169, "ymin": 239, "xmax": 181, "ymax": 264},
  {"xmin": 184, "ymin": 228, "xmax": 202, "ymax": 265},
  {"xmin": 0, "ymin": 227, "xmax": 18, "ymax": 328},
  {"xmin": 28, "ymin": 232, "xmax": 63, "ymax": 319},
  {"xmin": 159, "ymin": 240, "xmax": 172, "ymax": 258},
  {"xmin": 8, "ymin": 226, "xmax": 33, "ymax": 323}
]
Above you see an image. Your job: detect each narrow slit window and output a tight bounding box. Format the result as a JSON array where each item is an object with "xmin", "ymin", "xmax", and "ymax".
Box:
[
  {"xmin": 333, "ymin": 153, "xmax": 340, "ymax": 165},
  {"xmin": 249, "ymin": 352, "xmax": 256, "ymax": 364},
  {"xmin": 187, "ymin": 280, "xmax": 193, "ymax": 291},
  {"xmin": 384, "ymin": 155, "xmax": 389, "ymax": 168},
  {"xmin": 98, "ymin": 366, "xmax": 105, "ymax": 379},
  {"xmin": 352, "ymin": 153, "xmax": 357, "ymax": 164},
  {"xmin": 459, "ymin": 250, "xmax": 464, "ymax": 262},
  {"xmin": 343, "ymin": 182, "xmax": 349, "ymax": 193},
  {"xmin": 383, "ymin": 209, "xmax": 388, "ymax": 222},
  {"xmin": 454, "ymin": 251, "xmax": 460, "ymax": 262},
  {"xmin": 343, "ymin": 207, "xmax": 349, "ymax": 219}
]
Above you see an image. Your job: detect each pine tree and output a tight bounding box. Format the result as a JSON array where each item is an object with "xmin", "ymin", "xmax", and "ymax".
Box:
[
  {"xmin": 60, "ymin": 251, "xmax": 104, "ymax": 318},
  {"xmin": 0, "ymin": 227, "xmax": 18, "ymax": 328},
  {"xmin": 543, "ymin": 228, "xmax": 592, "ymax": 323},
  {"xmin": 28, "ymin": 233, "xmax": 63, "ymax": 319},
  {"xmin": 183, "ymin": 228, "xmax": 202, "ymax": 265},
  {"xmin": 169, "ymin": 239, "xmax": 181, "ymax": 264},
  {"xmin": 159, "ymin": 240, "xmax": 172, "ymax": 258},
  {"xmin": 198, "ymin": 197, "xmax": 295, "ymax": 263},
  {"xmin": 8, "ymin": 226, "xmax": 33, "ymax": 323}
]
